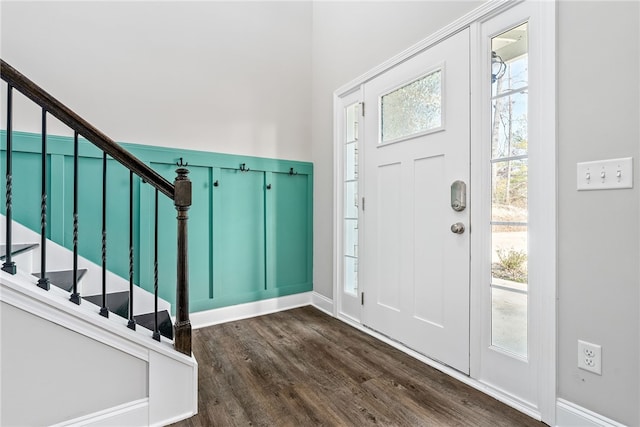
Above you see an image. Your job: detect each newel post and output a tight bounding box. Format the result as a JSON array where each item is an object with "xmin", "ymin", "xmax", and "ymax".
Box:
[{"xmin": 174, "ymin": 167, "xmax": 192, "ymax": 355}]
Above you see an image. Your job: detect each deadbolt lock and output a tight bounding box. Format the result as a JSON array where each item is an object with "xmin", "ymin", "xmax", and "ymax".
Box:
[{"xmin": 451, "ymin": 180, "xmax": 467, "ymax": 212}]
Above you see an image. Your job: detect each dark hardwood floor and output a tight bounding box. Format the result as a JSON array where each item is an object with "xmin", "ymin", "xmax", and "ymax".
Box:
[{"xmin": 171, "ymin": 306, "xmax": 542, "ymax": 427}]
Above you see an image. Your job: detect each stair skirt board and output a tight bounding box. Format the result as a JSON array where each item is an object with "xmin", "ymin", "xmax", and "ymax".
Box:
[
  {"xmin": 49, "ymin": 398, "xmax": 149, "ymax": 427},
  {"xmin": 50, "ymin": 397, "xmax": 196, "ymax": 427}
]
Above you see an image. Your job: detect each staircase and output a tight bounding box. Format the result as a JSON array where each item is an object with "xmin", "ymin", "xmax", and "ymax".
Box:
[{"xmin": 0, "ymin": 59, "xmax": 198, "ymax": 425}]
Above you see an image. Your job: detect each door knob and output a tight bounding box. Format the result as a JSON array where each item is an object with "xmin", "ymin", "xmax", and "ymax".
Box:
[{"xmin": 450, "ymin": 222, "xmax": 465, "ymax": 234}]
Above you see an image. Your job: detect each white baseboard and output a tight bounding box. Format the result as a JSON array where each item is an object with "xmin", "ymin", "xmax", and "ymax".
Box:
[
  {"xmin": 190, "ymin": 291, "xmax": 335, "ymax": 329},
  {"xmin": 311, "ymin": 291, "xmax": 334, "ymax": 316},
  {"xmin": 556, "ymin": 399, "xmax": 626, "ymax": 427},
  {"xmin": 190, "ymin": 292, "xmax": 314, "ymax": 329}
]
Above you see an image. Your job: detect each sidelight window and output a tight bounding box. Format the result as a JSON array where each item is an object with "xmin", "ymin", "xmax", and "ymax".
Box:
[
  {"xmin": 490, "ymin": 22, "xmax": 529, "ymax": 358},
  {"xmin": 344, "ymin": 102, "xmax": 359, "ymax": 296}
]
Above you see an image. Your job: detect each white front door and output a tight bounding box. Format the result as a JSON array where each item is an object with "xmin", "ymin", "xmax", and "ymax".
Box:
[{"xmin": 361, "ymin": 29, "xmax": 470, "ymax": 373}]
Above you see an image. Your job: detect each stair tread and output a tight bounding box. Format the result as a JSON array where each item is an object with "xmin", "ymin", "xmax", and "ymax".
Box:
[
  {"xmin": 32, "ymin": 269, "xmax": 88, "ymax": 292},
  {"xmin": 134, "ymin": 311, "xmax": 174, "ymax": 340},
  {"xmin": 0, "ymin": 243, "xmax": 39, "ymax": 260},
  {"xmin": 83, "ymin": 291, "xmax": 130, "ymax": 319}
]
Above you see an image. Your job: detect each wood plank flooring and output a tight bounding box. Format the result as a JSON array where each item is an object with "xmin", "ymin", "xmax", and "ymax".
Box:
[{"xmin": 171, "ymin": 306, "xmax": 542, "ymax": 427}]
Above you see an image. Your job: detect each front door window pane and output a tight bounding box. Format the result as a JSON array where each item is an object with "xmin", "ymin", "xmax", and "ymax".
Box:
[{"xmin": 380, "ymin": 69, "xmax": 442, "ymax": 143}]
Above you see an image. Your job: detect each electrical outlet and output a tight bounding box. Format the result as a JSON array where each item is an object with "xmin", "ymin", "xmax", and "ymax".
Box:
[{"xmin": 578, "ymin": 340, "xmax": 602, "ymax": 375}]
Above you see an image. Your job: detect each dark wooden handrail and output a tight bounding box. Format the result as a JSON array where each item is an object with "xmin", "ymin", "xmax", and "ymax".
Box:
[
  {"xmin": 0, "ymin": 59, "xmax": 174, "ymax": 199},
  {"xmin": 1, "ymin": 59, "xmax": 191, "ymax": 356}
]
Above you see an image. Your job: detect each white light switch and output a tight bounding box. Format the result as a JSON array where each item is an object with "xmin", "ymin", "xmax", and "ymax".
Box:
[{"xmin": 577, "ymin": 157, "xmax": 633, "ymax": 190}]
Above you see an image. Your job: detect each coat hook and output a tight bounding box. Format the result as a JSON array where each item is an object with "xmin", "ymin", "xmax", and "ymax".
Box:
[
  {"xmin": 213, "ymin": 180, "xmax": 219, "ymax": 187},
  {"xmin": 239, "ymin": 163, "xmax": 250, "ymax": 172},
  {"xmin": 289, "ymin": 167, "xmax": 298, "ymax": 176},
  {"xmin": 176, "ymin": 157, "xmax": 188, "ymax": 167}
]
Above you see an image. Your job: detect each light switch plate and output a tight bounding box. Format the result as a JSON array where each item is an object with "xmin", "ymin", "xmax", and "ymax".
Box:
[{"xmin": 577, "ymin": 157, "xmax": 633, "ymax": 190}]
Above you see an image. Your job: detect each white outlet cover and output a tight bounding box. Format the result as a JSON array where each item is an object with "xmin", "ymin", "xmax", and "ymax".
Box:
[
  {"xmin": 578, "ymin": 340, "xmax": 602, "ymax": 375},
  {"xmin": 577, "ymin": 157, "xmax": 633, "ymax": 191}
]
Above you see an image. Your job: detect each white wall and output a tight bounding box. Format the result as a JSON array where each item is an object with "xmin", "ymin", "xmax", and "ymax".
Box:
[
  {"xmin": 310, "ymin": 0, "xmax": 483, "ymax": 298},
  {"xmin": 0, "ymin": 302, "xmax": 148, "ymax": 426},
  {"xmin": 0, "ymin": 1, "xmax": 312, "ymax": 161},
  {"xmin": 557, "ymin": 2, "xmax": 640, "ymax": 425}
]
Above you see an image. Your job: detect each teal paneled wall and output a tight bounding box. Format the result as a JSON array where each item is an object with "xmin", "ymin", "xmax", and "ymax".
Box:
[
  {"xmin": 269, "ymin": 172, "xmax": 310, "ymax": 289},
  {"xmin": 1, "ymin": 131, "xmax": 313, "ymax": 313},
  {"xmin": 214, "ymin": 169, "xmax": 266, "ymax": 300}
]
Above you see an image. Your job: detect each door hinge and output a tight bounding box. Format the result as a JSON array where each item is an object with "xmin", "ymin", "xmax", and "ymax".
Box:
[
  {"xmin": 361, "ymin": 292, "xmax": 364, "ymax": 305},
  {"xmin": 362, "ymin": 197, "xmax": 365, "ymax": 211},
  {"xmin": 360, "ymin": 102, "xmax": 365, "ymax": 117}
]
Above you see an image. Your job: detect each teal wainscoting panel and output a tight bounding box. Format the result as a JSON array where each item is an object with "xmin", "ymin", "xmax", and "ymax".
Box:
[
  {"xmin": 212, "ymin": 168, "xmax": 266, "ymax": 306},
  {"xmin": 1, "ymin": 131, "xmax": 313, "ymax": 313},
  {"xmin": 266, "ymin": 172, "xmax": 311, "ymax": 291}
]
